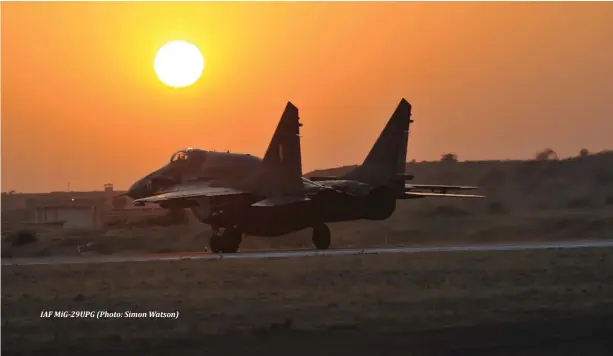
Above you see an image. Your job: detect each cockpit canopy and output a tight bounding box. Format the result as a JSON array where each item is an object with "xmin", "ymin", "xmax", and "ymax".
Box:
[{"xmin": 169, "ymin": 148, "xmax": 208, "ymax": 163}]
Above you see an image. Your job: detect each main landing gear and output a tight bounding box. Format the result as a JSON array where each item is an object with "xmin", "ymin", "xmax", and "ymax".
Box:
[
  {"xmin": 209, "ymin": 227, "xmax": 243, "ymax": 254},
  {"xmin": 312, "ymin": 223, "xmax": 331, "ymax": 250},
  {"xmin": 208, "ymin": 224, "xmax": 331, "ymax": 252}
]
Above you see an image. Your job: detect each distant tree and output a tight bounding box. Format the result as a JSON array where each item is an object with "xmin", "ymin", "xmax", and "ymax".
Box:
[
  {"xmin": 579, "ymin": 148, "xmax": 590, "ymax": 157},
  {"xmin": 535, "ymin": 148, "xmax": 558, "ymax": 161},
  {"xmin": 440, "ymin": 153, "xmax": 458, "ymax": 162}
]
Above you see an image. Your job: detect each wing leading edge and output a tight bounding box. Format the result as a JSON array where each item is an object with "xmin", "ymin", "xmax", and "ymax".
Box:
[
  {"xmin": 133, "ymin": 182, "xmax": 248, "ymax": 204},
  {"xmin": 405, "ymin": 184, "xmax": 478, "ymax": 192},
  {"xmin": 133, "ymin": 181, "xmax": 312, "ymax": 207}
]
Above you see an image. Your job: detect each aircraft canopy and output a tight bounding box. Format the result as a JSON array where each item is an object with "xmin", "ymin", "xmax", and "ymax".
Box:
[{"xmin": 169, "ymin": 148, "xmax": 208, "ymax": 163}]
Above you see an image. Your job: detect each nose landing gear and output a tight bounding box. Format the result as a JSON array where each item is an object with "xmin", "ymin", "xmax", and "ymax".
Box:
[{"xmin": 312, "ymin": 223, "xmax": 331, "ymax": 250}]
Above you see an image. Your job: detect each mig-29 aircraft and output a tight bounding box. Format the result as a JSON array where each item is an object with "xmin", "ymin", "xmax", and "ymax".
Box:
[{"xmin": 125, "ymin": 99, "xmax": 483, "ymax": 253}]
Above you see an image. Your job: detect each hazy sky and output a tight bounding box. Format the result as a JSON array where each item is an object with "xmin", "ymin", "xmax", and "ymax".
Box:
[{"xmin": 2, "ymin": 2, "xmax": 613, "ymax": 193}]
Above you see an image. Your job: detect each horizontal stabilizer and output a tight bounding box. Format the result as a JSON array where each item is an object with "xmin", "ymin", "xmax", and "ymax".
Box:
[
  {"xmin": 251, "ymin": 196, "xmax": 311, "ymax": 207},
  {"xmin": 404, "ymin": 191, "xmax": 485, "ymax": 199}
]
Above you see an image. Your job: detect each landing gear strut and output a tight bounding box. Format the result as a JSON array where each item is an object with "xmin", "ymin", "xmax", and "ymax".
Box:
[
  {"xmin": 312, "ymin": 223, "xmax": 331, "ymax": 250},
  {"xmin": 209, "ymin": 227, "xmax": 243, "ymax": 253}
]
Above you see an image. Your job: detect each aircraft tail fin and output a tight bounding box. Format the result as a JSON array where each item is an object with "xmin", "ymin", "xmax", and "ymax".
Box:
[
  {"xmin": 342, "ymin": 98, "xmax": 413, "ymax": 187},
  {"xmin": 245, "ymin": 102, "xmax": 305, "ymax": 198}
]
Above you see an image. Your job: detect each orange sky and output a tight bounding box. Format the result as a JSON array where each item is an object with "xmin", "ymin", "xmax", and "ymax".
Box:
[{"xmin": 2, "ymin": 2, "xmax": 613, "ymax": 193}]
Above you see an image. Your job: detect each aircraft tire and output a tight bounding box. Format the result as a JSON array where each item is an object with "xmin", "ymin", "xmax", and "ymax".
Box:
[
  {"xmin": 312, "ymin": 223, "xmax": 331, "ymax": 250},
  {"xmin": 209, "ymin": 233, "xmax": 224, "ymax": 254},
  {"xmin": 221, "ymin": 227, "xmax": 242, "ymax": 253}
]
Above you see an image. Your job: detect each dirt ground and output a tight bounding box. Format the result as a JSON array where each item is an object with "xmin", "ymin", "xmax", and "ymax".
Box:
[
  {"xmin": 3, "ymin": 247, "xmax": 613, "ymax": 355},
  {"xmin": 3, "ymin": 207, "xmax": 612, "ymax": 258}
]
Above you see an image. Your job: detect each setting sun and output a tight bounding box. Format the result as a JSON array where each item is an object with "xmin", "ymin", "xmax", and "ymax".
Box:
[{"xmin": 154, "ymin": 40, "xmax": 204, "ymax": 88}]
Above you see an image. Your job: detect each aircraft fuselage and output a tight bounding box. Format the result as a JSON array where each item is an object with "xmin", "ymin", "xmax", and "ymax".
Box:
[
  {"xmin": 187, "ymin": 181, "xmax": 396, "ymax": 237},
  {"xmin": 127, "ymin": 148, "xmax": 399, "ymax": 237}
]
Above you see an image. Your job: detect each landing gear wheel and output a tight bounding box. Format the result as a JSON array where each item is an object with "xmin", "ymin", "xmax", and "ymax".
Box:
[
  {"xmin": 221, "ymin": 227, "xmax": 243, "ymax": 253},
  {"xmin": 312, "ymin": 224, "xmax": 331, "ymax": 250},
  {"xmin": 209, "ymin": 233, "xmax": 223, "ymax": 254}
]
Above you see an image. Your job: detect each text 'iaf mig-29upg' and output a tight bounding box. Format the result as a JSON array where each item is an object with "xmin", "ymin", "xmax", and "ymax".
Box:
[{"xmin": 123, "ymin": 99, "xmax": 484, "ymax": 253}]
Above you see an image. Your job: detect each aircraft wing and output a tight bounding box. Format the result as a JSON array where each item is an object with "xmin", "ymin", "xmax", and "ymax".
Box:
[
  {"xmin": 405, "ymin": 184, "xmax": 479, "ymax": 192},
  {"xmin": 308, "ymin": 176, "xmax": 340, "ymax": 182},
  {"xmin": 133, "ymin": 181, "xmax": 313, "ymax": 208},
  {"xmin": 133, "ymin": 183, "xmax": 248, "ymax": 204},
  {"xmin": 403, "ymin": 191, "xmax": 485, "ymax": 199}
]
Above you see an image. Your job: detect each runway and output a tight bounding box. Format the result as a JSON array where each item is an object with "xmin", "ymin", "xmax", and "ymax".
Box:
[{"xmin": 3, "ymin": 240, "xmax": 613, "ymax": 266}]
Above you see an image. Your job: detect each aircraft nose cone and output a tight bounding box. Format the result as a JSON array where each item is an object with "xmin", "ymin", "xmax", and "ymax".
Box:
[
  {"xmin": 126, "ymin": 165, "xmax": 175, "ymax": 200},
  {"xmin": 126, "ymin": 179, "xmax": 149, "ymax": 200}
]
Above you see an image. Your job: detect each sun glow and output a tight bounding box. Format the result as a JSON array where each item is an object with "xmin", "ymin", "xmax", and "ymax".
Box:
[{"xmin": 154, "ymin": 40, "xmax": 205, "ymax": 88}]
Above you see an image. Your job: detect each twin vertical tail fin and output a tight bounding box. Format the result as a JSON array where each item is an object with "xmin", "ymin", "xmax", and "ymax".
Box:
[
  {"xmin": 246, "ymin": 99, "xmax": 412, "ymax": 202},
  {"xmin": 343, "ymin": 98, "xmax": 413, "ymax": 187},
  {"xmin": 246, "ymin": 102, "xmax": 306, "ymax": 201}
]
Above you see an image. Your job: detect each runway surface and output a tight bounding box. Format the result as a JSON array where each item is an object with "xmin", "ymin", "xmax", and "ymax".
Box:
[{"xmin": 3, "ymin": 240, "xmax": 613, "ymax": 266}]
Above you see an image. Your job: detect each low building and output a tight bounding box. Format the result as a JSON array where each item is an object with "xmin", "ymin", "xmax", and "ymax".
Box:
[
  {"xmin": 2, "ymin": 183, "xmax": 131, "ymax": 228},
  {"xmin": 26, "ymin": 197, "xmax": 108, "ymax": 229}
]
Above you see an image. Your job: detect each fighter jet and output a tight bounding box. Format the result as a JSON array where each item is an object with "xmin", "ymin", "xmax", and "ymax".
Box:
[
  {"xmin": 126, "ymin": 99, "xmax": 483, "ymax": 253},
  {"xmin": 126, "ymin": 102, "xmax": 335, "ymax": 253}
]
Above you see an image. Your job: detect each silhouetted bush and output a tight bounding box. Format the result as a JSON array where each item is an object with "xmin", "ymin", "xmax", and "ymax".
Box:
[
  {"xmin": 440, "ymin": 153, "xmax": 458, "ymax": 162},
  {"xmin": 8, "ymin": 229, "xmax": 37, "ymax": 246},
  {"xmin": 535, "ymin": 148, "xmax": 558, "ymax": 161},
  {"xmin": 579, "ymin": 148, "xmax": 590, "ymax": 157}
]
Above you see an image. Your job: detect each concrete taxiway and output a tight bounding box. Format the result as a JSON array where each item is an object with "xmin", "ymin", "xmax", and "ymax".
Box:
[{"xmin": 3, "ymin": 240, "xmax": 613, "ymax": 266}]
